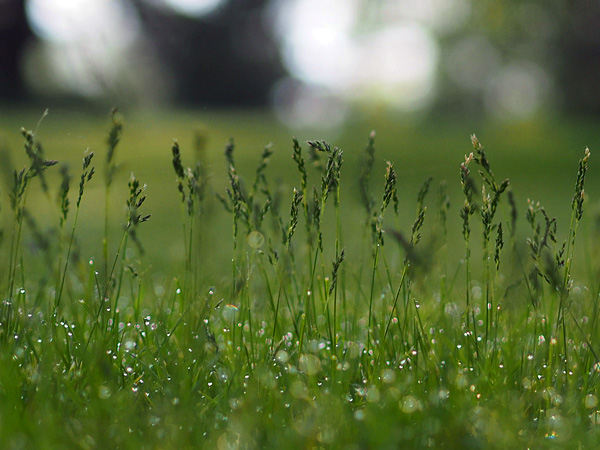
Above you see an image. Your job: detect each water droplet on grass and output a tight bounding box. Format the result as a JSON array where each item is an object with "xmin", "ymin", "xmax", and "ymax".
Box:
[
  {"xmin": 382, "ymin": 369, "xmax": 396, "ymax": 384},
  {"xmin": 354, "ymin": 409, "xmax": 366, "ymax": 421},
  {"xmin": 149, "ymin": 416, "xmax": 160, "ymax": 426},
  {"xmin": 545, "ymin": 431, "xmax": 558, "ymax": 440},
  {"xmin": 222, "ymin": 304, "xmax": 238, "ymax": 321},
  {"xmin": 367, "ymin": 387, "xmax": 380, "ymax": 403},
  {"xmin": 276, "ymin": 350, "xmax": 289, "ymax": 364},
  {"xmin": 586, "ymin": 394, "xmax": 598, "ymax": 409},
  {"xmin": 98, "ymin": 386, "xmax": 111, "ymax": 399},
  {"xmin": 299, "ymin": 354, "xmax": 321, "ymax": 375},
  {"xmin": 401, "ymin": 396, "xmax": 420, "ymax": 413},
  {"xmin": 246, "ymin": 231, "xmax": 264, "ymax": 249}
]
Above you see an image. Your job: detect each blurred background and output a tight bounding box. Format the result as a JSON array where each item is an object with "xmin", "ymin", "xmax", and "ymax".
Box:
[
  {"xmin": 1, "ymin": 0, "xmax": 600, "ymax": 278},
  {"xmin": 1, "ymin": 0, "xmax": 600, "ymax": 125}
]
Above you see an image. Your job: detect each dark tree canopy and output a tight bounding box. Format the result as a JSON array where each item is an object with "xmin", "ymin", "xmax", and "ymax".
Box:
[
  {"xmin": 131, "ymin": 0, "xmax": 285, "ymax": 106},
  {"xmin": 555, "ymin": 3, "xmax": 600, "ymax": 114},
  {"xmin": 0, "ymin": 0, "xmax": 34, "ymax": 101},
  {"xmin": 1, "ymin": 0, "xmax": 600, "ymax": 115}
]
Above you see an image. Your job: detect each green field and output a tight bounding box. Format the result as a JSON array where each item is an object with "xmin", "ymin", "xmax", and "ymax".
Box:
[
  {"xmin": 2, "ymin": 108, "xmax": 598, "ymax": 272},
  {"xmin": 1, "ymin": 107, "xmax": 600, "ymax": 448}
]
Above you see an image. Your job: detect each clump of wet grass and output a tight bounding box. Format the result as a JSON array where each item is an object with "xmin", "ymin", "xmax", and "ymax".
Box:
[{"xmin": 1, "ymin": 110, "xmax": 600, "ymax": 449}]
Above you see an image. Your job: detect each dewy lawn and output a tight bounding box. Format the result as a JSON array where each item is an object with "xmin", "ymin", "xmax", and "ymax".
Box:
[{"xmin": 1, "ymin": 109, "xmax": 600, "ymax": 448}]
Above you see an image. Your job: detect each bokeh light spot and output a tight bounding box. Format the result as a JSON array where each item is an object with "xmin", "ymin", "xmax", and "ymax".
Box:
[{"xmin": 161, "ymin": 0, "xmax": 227, "ymax": 17}]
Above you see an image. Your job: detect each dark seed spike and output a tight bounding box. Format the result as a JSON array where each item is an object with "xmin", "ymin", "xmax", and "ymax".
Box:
[{"xmin": 172, "ymin": 140, "xmax": 185, "ymax": 179}]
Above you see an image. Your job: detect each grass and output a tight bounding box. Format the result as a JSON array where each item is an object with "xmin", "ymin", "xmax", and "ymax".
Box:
[{"xmin": 1, "ymin": 108, "xmax": 600, "ymax": 448}]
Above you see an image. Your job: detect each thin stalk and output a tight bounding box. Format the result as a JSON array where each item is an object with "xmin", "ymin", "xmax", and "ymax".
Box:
[
  {"xmin": 54, "ymin": 206, "xmax": 81, "ymax": 312},
  {"xmin": 367, "ymin": 244, "xmax": 380, "ymax": 355},
  {"xmin": 103, "ymin": 191, "xmax": 110, "ymax": 289}
]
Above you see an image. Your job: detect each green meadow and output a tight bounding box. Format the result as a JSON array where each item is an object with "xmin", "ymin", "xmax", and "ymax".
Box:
[{"xmin": 1, "ymin": 107, "xmax": 600, "ymax": 448}]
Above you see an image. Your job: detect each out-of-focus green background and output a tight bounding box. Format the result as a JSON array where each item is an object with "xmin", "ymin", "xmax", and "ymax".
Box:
[{"xmin": 1, "ymin": 108, "xmax": 599, "ymax": 284}]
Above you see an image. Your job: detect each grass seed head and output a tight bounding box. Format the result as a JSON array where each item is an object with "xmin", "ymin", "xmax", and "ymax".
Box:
[
  {"xmin": 329, "ymin": 248, "xmax": 345, "ymax": 296},
  {"xmin": 78, "ymin": 151, "xmax": 95, "ymax": 208},
  {"xmin": 411, "ymin": 207, "xmax": 427, "ymax": 246},
  {"xmin": 251, "ymin": 144, "xmax": 274, "ymax": 200},
  {"xmin": 312, "ymin": 186, "xmax": 322, "ymax": 250},
  {"xmin": 58, "ymin": 164, "xmax": 70, "ymax": 227},
  {"xmin": 320, "ymin": 145, "xmax": 343, "ymax": 205},
  {"xmin": 471, "ymin": 134, "xmax": 493, "ymax": 180},
  {"xmin": 10, "ymin": 168, "xmax": 27, "ymax": 212},
  {"xmin": 307, "ymin": 140, "xmax": 331, "ymax": 153},
  {"xmin": 381, "ymin": 161, "xmax": 396, "ymax": 213},
  {"xmin": 21, "ymin": 127, "xmax": 57, "ymax": 193},
  {"xmin": 225, "ymin": 138, "xmax": 235, "ymax": 169},
  {"xmin": 105, "ymin": 109, "xmax": 122, "ymax": 188},
  {"xmin": 172, "ymin": 140, "xmax": 185, "ymax": 179},
  {"xmin": 286, "ymin": 188, "xmax": 303, "ymax": 246},
  {"xmin": 494, "ymin": 222, "xmax": 504, "ymax": 271},
  {"xmin": 306, "ymin": 140, "xmax": 325, "ymax": 171},
  {"xmin": 508, "ymin": 190, "xmax": 517, "ymax": 236},
  {"xmin": 292, "ymin": 138, "xmax": 307, "ymax": 194},
  {"xmin": 107, "ymin": 108, "xmax": 123, "ymax": 165},
  {"xmin": 371, "ymin": 212, "xmax": 383, "ymax": 247},
  {"xmin": 417, "ymin": 176, "xmax": 432, "ymax": 213},
  {"xmin": 460, "ymin": 153, "xmax": 475, "ymax": 204},
  {"xmin": 126, "ymin": 173, "xmax": 151, "ymax": 254},
  {"xmin": 572, "ymin": 147, "xmax": 590, "ymax": 221},
  {"xmin": 359, "ymin": 131, "xmax": 376, "ymax": 215}
]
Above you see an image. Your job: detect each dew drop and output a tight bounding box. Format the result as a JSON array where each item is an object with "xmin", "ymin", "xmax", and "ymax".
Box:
[
  {"xmin": 354, "ymin": 409, "xmax": 366, "ymax": 421},
  {"xmin": 401, "ymin": 396, "xmax": 420, "ymax": 413},
  {"xmin": 381, "ymin": 369, "xmax": 396, "ymax": 384},
  {"xmin": 98, "ymin": 385, "xmax": 111, "ymax": 399},
  {"xmin": 299, "ymin": 354, "xmax": 321, "ymax": 376},
  {"xmin": 586, "ymin": 394, "xmax": 598, "ymax": 409},
  {"xmin": 246, "ymin": 231, "xmax": 265, "ymax": 249},
  {"xmin": 275, "ymin": 350, "xmax": 289, "ymax": 364}
]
